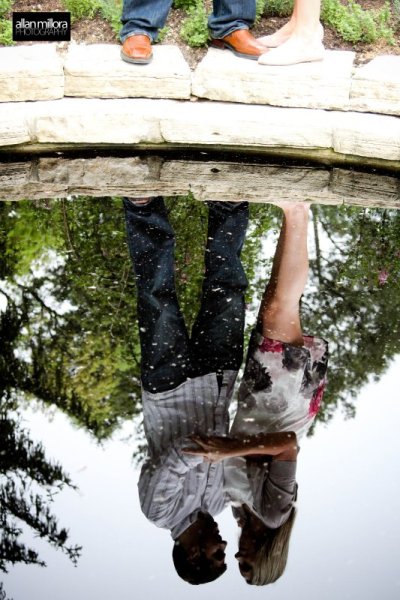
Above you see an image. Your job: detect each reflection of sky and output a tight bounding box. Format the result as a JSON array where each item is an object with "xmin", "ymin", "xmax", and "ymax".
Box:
[{"xmin": 3, "ymin": 357, "xmax": 400, "ymax": 600}]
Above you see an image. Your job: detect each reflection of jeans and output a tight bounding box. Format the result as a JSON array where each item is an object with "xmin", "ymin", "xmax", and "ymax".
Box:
[
  {"xmin": 120, "ymin": 0, "xmax": 256, "ymax": 42},
  {"xmin": 124, "ymin": 197, "xmax": 249, "ymax": 393}
]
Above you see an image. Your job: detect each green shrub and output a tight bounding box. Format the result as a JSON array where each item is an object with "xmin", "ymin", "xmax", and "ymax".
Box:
[
  {"xmin": 375, "ymin": 2, "xmax": 395, "ymax": 41},
  {"xmin": 394, "ymin": 0, "xmax": 400, "ymax": 26},
  {"xmin": 321, "ymin": 0, "xmax": 394, "ymax": 44},
  {"xmin": 0, "ymin": 0, "xmax": 11, "ymax": 19},
  {"xmin": 0, "ymin": 18, "xmax": 13, "ymax": 45},
  {"xmin": 259, "ymin": 0, "xmax": 395, "ymax": 44},
  {"xmin": 0, "ymin": 0, "xmax": 15, "ymax": 46},
  {"xmin": 64, "ymin": 0, "xmax": 103, "ymax": 22},
  {"xmin": 173, "ymin": 0, "xmax": 198, "ymax": 9},
  {"xmin": 263, "ymin": 0, "xmax": 293, "ymax": 18},
  {"xmin": 96, "ymin": 0, "xmax": 122, "ymax": 34},
  {"xmin": 64, "ymin": 0, "xmax": 122, "ymax": 36},
  {"xmin": 255, "ymin": 0, "xmax": 267, "ymax": 22},
  {"xmin": 180, "ymin": 2, "xmax": 209, "ymax": 47},
  {"xmin": 157, "ymin": 25, "xmax": 170, "ymax": 43}
]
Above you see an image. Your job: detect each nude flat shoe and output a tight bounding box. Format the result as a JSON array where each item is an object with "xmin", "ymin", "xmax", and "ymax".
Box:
[{"xmin": 258, "ymin": 41, "xmax": 325, "ymax": 66}]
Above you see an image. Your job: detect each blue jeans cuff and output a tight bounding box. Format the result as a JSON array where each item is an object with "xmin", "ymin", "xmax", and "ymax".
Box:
[
  {"xmin": 209, "ymin": 25, "xmax": 249, "ymax": 40},
  {"xmin": 120, "ymin": 31, "xmax": 154, "ymax": 43}
]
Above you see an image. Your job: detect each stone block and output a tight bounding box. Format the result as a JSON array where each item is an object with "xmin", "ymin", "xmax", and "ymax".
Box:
[
  {"xmin": 64, "ymin": 44, "xmax": 191, "ymax": 99},
  {"xmin": 33, "ymin": 98, "xmax": 164, "ymax": 144},
  {"xmin": 0, "ymin": 104, "xmax": 31, "ymax": 146},
  {"xmin": 161, "ymin": 160, "xmax": 337, "ymax": 203},
  {"xmin": 160, "ymin": 101, "xmax": 333, "ymax": 149},
  {"xmin": 192, "ymin": 48, "xmax": 355, "ymax": 110},
  {"xmin": 0, "ymin": 161, "xmax": 32, "ymax": 190},
  {"xmin": 331, "ymin": 169, "xmax": 400, "ymax": 208},
  {"xmin": 0, "ymin": 45, "xmax": 64, "ymax": 102},
  {"xmin": 37, "ymin": 155, "xmax": 160, "ymax": 188},
  {"xmin": 332, "ymin": 112, "xmax": 400, "ymax": 162},
  {"xmin": 350, "ymin": 56, "xmax": 400, "ymax": 116}
]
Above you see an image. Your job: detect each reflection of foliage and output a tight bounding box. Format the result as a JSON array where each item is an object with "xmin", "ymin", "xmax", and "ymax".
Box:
[
  {"xmin": 0, "ymin": 581, "xmax": 13, "ymax": 600},
  {"xmin": 1, "ymin": 196, "xmax": 400, "ymax": 445},
  {"xmin": 302, "ymin": 206, "xmax": 400, "ymax": 424},
  {"xmin": 0, "ymin": 198, "xmax": 141, "ymax": 440},
  {"xmin": 0, "ymin": 397, "xmax": 81, "ymax": 575}
]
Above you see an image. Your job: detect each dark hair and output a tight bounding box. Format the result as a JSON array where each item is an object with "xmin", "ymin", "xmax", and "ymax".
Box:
[{"xmin": 172, "ymin": 542, "xmax": 227, "ymax": 585}]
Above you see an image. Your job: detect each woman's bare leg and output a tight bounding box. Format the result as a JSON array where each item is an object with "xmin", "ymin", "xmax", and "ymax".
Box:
[
  {"xmin": 258, "ymin": 0, "xmax": 323, "ymax": 65},
  {"xmin": 257, "ymin": 202, "xmax": 310, "ymax": 346}
]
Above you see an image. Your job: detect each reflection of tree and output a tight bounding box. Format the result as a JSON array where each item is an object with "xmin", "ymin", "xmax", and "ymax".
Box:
[
  {"xmin": 302, "ymin": 206, "xmax": 400, "ymax": 424},
  {"xmin": 0, "ymin": 397, "xmax": 81, "ymax": 575},
  {"xmin": 0, "ymin": 196, "xmax": 273, "ymax": 441},
  {"xmin": 1, "ymin": 197, "xmax": 399, "ymax": 445},
  {"xmin": 0, "ymin": 199, "xmax": 141, "ymax": 440},
  {"xmin": 0, "ymin": 582, "xmax": 13, "ymax": 600}
]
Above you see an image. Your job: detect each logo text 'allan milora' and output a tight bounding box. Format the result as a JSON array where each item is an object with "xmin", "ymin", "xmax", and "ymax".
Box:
[{"xmin": 12, "ymin": 12, "xmax": 71, "ymax": 42}]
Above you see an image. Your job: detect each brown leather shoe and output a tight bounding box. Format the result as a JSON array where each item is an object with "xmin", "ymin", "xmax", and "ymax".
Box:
[
  {"xmin": 121, "ymin": 34, "xmax": 153, "ymax": 65},
  {"xmin": 210, "ymin": 29, "xmax": 265, "ymax": 60}
]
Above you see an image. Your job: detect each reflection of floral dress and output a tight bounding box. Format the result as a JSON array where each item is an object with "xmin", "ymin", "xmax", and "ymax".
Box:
[
  {"xmin": 232, "ymin": 330, "xmax": 329, "ymax": 440},
  {"xmin": 224, "ymin": 330, "xmax": 329, "ymax": 528}
]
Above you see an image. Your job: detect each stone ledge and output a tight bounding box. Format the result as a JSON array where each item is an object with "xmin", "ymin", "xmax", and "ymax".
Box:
[
  {"xmin": 0, "ymin": 156, "xmax": 399, "ymax": 206},
  {"xmin": 193, "ymin": 49, "xmax": 400, "ymax": 117},
  {"xmin": 64, "ymin": 44, "xmax": 192, "ymax": 99},
  {"xmin": 0, "ymin": 44, "xmax": 399, "ymax": 118},
  {"xmin": 25, "ymin": 98, "xmax": 165, "ymax": 144},
  {"xmin": 192, "ymin": 48, "xmax": 355, "ymax": 111},
  {"xmin": 0, "ymin": 98, "xmax": 398, "ymax": 167},
  {"xmin": 0, "ymin": 45, "xmax": 64, "ymax": 102},
  {"xmin": 350, "ymin": 55, "xmax": 400, "ymax": 116}
]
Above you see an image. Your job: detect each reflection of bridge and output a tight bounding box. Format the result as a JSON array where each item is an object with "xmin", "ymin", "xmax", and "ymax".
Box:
[
  {"xmin": 0, "ymin": 44, "xmax": 399, "ymax": 171},
  {"xmin": 0, "ymin": 156, "xmax": 399, "ymax": 207}
]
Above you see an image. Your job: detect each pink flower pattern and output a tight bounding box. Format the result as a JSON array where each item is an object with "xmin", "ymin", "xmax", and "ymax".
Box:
[
  {"xmin": 309, "ymin": 382, "xmax": 325, "ymax": 417},
  {"xmin": 259, "ymin": 338, "xmax": 283, "ymax": 353},
  {"xmin": 378, "ymin": 270, "xmax": 389, "ymax": 285}
]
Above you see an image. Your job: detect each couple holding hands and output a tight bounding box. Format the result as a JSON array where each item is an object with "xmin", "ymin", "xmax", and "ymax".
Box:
[
  {"xmin": 120, "ymin": 0, "xmax": 324, "ymax": 67},
  {"xmin": 124, "ymin": 197, "xmax": 328, "ymax": 585}
]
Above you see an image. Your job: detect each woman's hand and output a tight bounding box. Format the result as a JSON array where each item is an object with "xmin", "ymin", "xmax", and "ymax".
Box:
[
  {"xmin": 183, "ymin": 432, "xmax": 298, "ymax": 463},
  {"xmin": 182, "ymin": 435, "xmax": 244, "ymax": 463}
]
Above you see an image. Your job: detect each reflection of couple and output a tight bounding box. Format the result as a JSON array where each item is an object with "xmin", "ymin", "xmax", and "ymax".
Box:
[
  {"xmin": 120, "ymin": 0, "xmax": 324, "ymax": 67},
  {"xmin": 124, "ymin": 198, "xmax": 328, "ymax": 585}
]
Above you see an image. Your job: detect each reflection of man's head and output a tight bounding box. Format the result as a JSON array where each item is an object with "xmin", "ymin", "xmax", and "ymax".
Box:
[
  {"xmin": 236, "ymin": 504, "xmax": 297, "ymax": 586},
  {"xmin": 173, "ymin": 512, "xmax": 227, "ymax": 584}
]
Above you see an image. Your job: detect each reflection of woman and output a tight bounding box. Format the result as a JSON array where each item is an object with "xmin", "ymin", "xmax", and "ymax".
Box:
[{"xmin": 185, "ymin": 202, "xmax": 328, "ymax": 585}]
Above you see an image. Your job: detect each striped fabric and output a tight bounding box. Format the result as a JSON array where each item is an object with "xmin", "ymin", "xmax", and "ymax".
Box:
[{"xmin": 138, "ymin": 370, "xmax": 237, "ymax": 539}]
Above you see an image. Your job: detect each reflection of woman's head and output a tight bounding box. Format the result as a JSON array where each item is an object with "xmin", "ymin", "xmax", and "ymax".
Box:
[
  {"xmin": 172, "ymin": 513, "xmax": 227, "ymax": 585},
  {"xmin": 236, "ymin": 505, "xmax": 297, "ymax": 585}
]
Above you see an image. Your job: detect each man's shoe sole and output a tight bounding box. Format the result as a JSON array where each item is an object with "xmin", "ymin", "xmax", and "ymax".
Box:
[
  {"xmin": 120, "ymin": 49, "xmax": 153, "ymax": 65},
  {"xmin": 210, "ymin": 39, "xmax": 260, "ymax": 61}
]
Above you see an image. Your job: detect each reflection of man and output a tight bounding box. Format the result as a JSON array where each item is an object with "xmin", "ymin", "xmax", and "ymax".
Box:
[
  {"xmin": 120, "ymin": 1, "xmax": 265, "ymax": 64},
  {"xmin": 123, "ymin": 197, "xmax": 249, "ymax": 584}
]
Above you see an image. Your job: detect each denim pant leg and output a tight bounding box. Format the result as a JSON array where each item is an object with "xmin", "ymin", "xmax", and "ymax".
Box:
[
  {"xmin": 120, "ymin": 0, "xmax": 173, "ymax": 42},
  {"xmin": 209, "ymin": 0, "xmax": 256, "ymax": 39},
  {"xmin": 190, "ymin": 202, "xmax": 249, "ymax": 375},
  {"xmin": 123, "ymin": 197, "xmax": 191, "ymax": 393}
]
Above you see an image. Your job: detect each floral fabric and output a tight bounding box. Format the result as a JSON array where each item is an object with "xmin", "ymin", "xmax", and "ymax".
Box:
[
  {"xmin": 224, "ymin": 331, "xmax": 328, "ymax": 528},
  {"xmin": 231, "ymin": 330, "xmax": 329, "ymax": 441}
]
